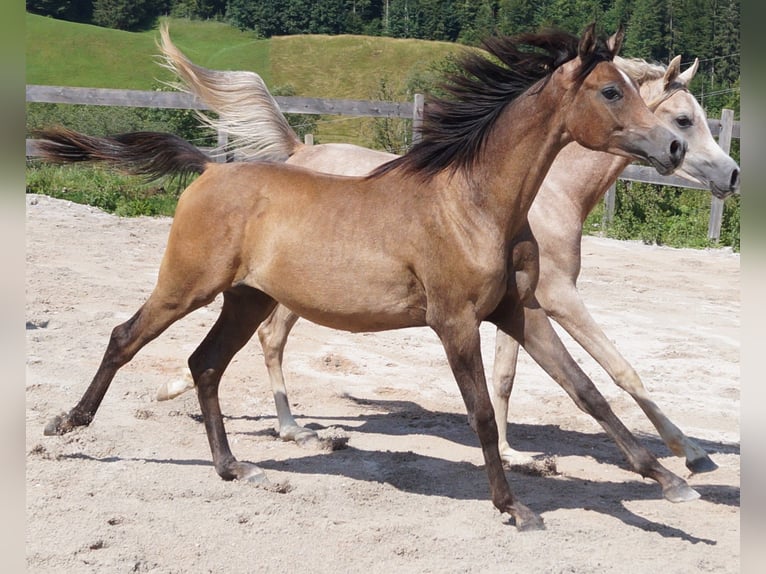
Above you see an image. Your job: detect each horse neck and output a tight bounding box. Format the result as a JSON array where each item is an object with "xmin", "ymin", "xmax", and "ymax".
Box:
[
  {"xmin": 470, "ymin": 81, "xmax": 573, "ymax": 239},
  {"xmin": 529, "ymin": 143, "xmax": 631, "ymax": 227}
]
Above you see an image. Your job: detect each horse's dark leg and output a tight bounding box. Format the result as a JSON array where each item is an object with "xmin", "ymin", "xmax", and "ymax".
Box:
[
  {"xmin": 189, "ymin": 286, "xmax": 278, "ymax": 483},
  {"xmin": 257, "ymin": 305, "xmax": 319, "ymax": 446},
  {"xmin": 432, "ymin": 310, "xmax": 544, "ymax": 531},
  {"xmin": 44, "ymin": 292, "xmax": 206, "ymax": 436},
  {"xmin": 489, "ymin": 298, "xmax": 700, "ymax": 503}
]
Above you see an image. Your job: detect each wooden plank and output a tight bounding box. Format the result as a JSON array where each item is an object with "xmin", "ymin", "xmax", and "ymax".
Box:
[
  {"xmin": 27, "ymin": 85, "xmax": 416, "ymax": 119},
  {"xmin": 617, "ymin": 164, "xmax": 708, "ymax": 190},
  {"xmin": 707, "ymin": 116, "xmax": 740, "ymax": 139},
  {"xmin": 26, "ymin": 85, "xmax": 739, "ymax": 134},
  {"xmin": 273, "ymin": 95, "xmax": 413, "ymax": 118},
  {"xmin": 26, "ymin": 84, "xmax": 207, "ymax": 110}
]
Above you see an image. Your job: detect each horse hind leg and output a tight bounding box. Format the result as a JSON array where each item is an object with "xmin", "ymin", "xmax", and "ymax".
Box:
[
  {"xmin": 491, "ymin": 328, "xmax": 536, "ymax": 467},
  {"xmin": 257, "ymin": 305, "xmax": 321, "ymax": 447},
  {"xmin": 44, "ymin": 283, "xmax": 215, "ymax": 436},
  {"xmin": 189, "ymin": 285, "xmax": 278, "ymax": 483},
  {"xmin": 155, "ymin": 301, "xmax": 321, "ymax": 450}
]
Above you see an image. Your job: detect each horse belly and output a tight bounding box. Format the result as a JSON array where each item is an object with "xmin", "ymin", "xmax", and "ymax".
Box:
[{"xmin": 249, "ymin": 252, "xmax": 427, "ymax": 333}]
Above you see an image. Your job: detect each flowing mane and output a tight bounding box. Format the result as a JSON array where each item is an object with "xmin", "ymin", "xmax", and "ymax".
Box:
[
  {"xmin": 613, "ymin": 56, "xmax": 689, "ymax": 110},
  {"xmin": 613, "ymin": 56, "xmax": 667, "ymax": 84},
  {"xmin": 369, "ymin": 28, "xmax": 616, "ymax": 181}
]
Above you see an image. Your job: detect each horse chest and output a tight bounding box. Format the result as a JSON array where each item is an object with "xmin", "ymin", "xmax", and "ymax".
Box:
[{"xmin": 421, "ymin": 248, "xmax": 508, "ymax": 317}]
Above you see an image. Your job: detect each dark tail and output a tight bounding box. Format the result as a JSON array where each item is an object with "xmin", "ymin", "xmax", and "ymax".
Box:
[{"xmin": 33, "ymin": 126, "xmax": 212, "ymax": 182}]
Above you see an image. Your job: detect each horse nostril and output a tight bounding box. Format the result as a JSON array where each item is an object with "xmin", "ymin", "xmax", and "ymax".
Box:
[
  {"xmin": 730, "ymin": 168, "xmax": 740, "ymax": 190},
  {"xmin": 669, "ymin": 139, "xmax": 685, "ymax": 163}
]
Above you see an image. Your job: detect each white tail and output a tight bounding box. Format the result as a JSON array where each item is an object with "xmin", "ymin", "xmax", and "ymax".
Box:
[{"xmin": 157, "ymin": 22, "xmax": 302, "ymax": 162}]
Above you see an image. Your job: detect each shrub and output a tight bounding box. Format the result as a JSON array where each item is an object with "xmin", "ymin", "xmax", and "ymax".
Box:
[{"xmin": 584, "ymin": 181, "xmax": 739, "ymax": 252}]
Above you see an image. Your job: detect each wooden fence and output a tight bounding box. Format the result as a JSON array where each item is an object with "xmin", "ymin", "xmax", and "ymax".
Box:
[{"xmin": 26, "ymin": 84, "xmax": 739, "ymax": 239}]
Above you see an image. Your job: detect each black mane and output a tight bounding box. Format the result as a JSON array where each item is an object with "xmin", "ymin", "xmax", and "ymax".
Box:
[{"xmin": 369, "ymin": 27, "xmax": 616, "ymax": 181}]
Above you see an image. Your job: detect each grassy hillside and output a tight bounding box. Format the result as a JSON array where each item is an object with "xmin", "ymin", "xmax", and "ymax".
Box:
[
  {"xmin": 26, "ymin": 13, "xmax": 461, "ymax": 146},
  {"xmin": 26, "ymin": 14, "xmax": 271, "ymax": 88}
]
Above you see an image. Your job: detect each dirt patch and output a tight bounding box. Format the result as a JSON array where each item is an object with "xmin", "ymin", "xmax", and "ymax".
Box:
[{"xmin": 26, "ymin": 194, "xmax": 740, "ymax": 573}]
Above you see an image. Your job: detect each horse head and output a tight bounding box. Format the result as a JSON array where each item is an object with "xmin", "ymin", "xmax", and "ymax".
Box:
[
  {"xmin": 561, "ymin": 23, "xmax": 687, "ymax": 176},
  {"xmin": 651, "ymin": 56, "xmax": 740, "ymax": 198}
]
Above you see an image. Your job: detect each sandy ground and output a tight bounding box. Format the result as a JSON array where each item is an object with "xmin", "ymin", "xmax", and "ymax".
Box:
[{"xmin": 25, "ymin": 194, "xmax": 740, "ymax": 573}]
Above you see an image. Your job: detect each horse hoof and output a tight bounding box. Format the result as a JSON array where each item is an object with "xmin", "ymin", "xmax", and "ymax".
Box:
[
  {"xmin": 280, "ymin": 425, "xmax": 320, "ymax": 448},
  {"xmin": 294, "ymin": 429, "xmax": 322, "ymax": 449},
  {"xmin": 235, "ymin": 463, "xmax": 270, "ymax": 485},
  {"xmin": 43, "ymin": 413, "xmax": 70, "ymax": 436},
  {"xmin": 501, "ymin": 453, "xmax": 536, "ymax": 468},
  {"xmin": 516, "ymin": 514, "xmax": 546, "ymax": 532},
  {"xmin": 663, "ymin": 482, "xmax": 701, "ymax": 503},
  {"xmin": 686, "ymin": 454, "xmax": 718, "ymax": 474},
  {"xmin": 245, "ymin": 472, "xmax": 270, "ymax": 486},
  {"xmin": 156, "ymin": 377, "xmax": 194, "ymax": 401}
]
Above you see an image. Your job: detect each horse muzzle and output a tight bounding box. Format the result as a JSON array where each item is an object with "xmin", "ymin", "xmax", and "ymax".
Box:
[{"xmin": 647, "ymin": 136, "xmax": 687, "ymax": 176}]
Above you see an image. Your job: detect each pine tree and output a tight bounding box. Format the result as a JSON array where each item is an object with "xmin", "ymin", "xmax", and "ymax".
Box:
[
  {"xmin": 712, "ymin": 0, "xmax": 740, "ymax": 86},
  {"xmin": 623, "ymin": 0, "xmax": 667, "ymax": 60},
  {"xmin": 92, "ymin": 0, "xmax": 149, "ymax": 30}
]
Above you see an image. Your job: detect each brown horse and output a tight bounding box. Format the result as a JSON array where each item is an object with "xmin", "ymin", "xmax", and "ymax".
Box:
[
  {"xmin": 157, "ymin": 23, "xmax": 739, "ymax": 472},
  {"xmin": 38, "ymin": 26, "xmax": 692, "ymax": 531}
]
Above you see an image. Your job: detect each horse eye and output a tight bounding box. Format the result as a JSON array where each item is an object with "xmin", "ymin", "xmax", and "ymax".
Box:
[
  {"xmin": 602, "ymin": 86, "xmax": 622, "ymax": 101},
  {"xmin": 675, "ymin": 116, "xmax": 693, "ymax": 128}
]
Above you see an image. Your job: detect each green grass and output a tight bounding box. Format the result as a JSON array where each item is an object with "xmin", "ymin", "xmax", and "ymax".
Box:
[
  {"xmin": 26, "ymin": 161, "xmax": 184, "ymax": 217},
  {"xmin": 26, "ymin": 14, "xmax": 270, "ymax": 89},
  {"xmin": 269, "ymin": 34, "xmax": 461, "ymax": 146}
]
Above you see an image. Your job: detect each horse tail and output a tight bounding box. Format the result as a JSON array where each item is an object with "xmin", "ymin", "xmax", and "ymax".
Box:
[
  {"xmin": 33, "ymin": 126, "xmax": 211, "ymax": 182},
  {"xmin": 158, "ymin": 22, "xmax": 302, "ymax": 162}
]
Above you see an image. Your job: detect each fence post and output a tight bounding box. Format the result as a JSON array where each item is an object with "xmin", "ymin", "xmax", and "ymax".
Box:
[
  {"xmin": 707, "ymin": 108, "xmax": 734, "ymax": 241},
  {"xmin": 216, "ymin": 129, "xmax": 228, "ymax": 163},
  {"xmin": 602, "ymin": 182, "xmax": 616, "ymax": 227},
  {"xmin": 412, "ymin": 93, "xmax": 424, "ymax": 144}
]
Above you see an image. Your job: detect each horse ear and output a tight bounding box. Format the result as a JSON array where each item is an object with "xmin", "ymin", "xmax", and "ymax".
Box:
[
  {"xmin": 578, "ymin": 22, "xmax": 598, "ymax": 58},
  {"xmin": 606, "ymin": 25, "xmax": 625, "ymax": 56},
  {"xmin": 664, "ymin": 55, "xmax": 682, "ymax": 89},
  {"xmin": 676, "ymin": 57, "xmax": 699, "ymax": 86}
]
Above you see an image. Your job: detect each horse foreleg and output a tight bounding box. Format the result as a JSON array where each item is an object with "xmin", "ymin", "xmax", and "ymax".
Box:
[
  {"xmin": 491, "ymin": 329, "xmax": 536, "ymax": 466},
  {"xmin": 257, "ymin": 305, "xmax": 319, "ymax": 447},
  {"xmin": 433, "ymin": 311, "xmax": 544, "ymax": 531},
  {"xmin": 491, "ymin": 300, "xmax": 700, "ymax": 503},
  {"xmin": 537, "ymin": 275, "xmax": 716, "ymax": 473},
  {"xmin": 189, "ymin": 286, "xmax": 277, "ymax": 483}
]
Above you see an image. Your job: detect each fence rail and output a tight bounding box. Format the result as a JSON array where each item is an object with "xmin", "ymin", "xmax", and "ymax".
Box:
[{"xmin": 26, "ymin": 84, "xmax": 739, "ymax": 239}]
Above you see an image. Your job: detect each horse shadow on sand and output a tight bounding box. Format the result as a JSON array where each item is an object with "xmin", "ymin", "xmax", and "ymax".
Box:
[
  {"xmin": 229, "ymin": 392, "xmax": 739, "ymax": 466},
  {"xmin": 223, "ymin": 394, "xmax": 739, "ymax": 541},
  {"xmin": 56, "ymin": 394, "xmax": 738, "ymax": 543}
]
